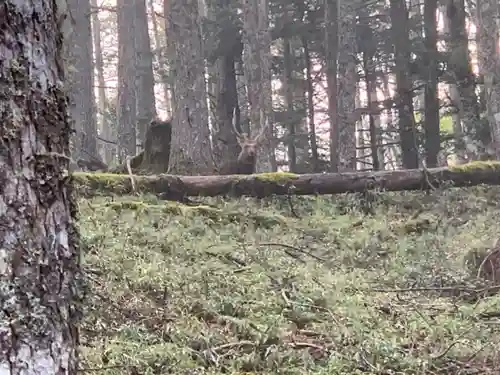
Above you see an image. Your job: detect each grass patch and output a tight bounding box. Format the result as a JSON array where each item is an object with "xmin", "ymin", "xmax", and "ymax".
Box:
[{"xmin": 79, "ymin": 187, "xmax": 500, "ymax": 374}]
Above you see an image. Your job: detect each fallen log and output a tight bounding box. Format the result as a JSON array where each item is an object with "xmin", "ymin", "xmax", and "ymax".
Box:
[{"xmin": 72, "ymin": 161, "xmax": 500, "ymax": 198}]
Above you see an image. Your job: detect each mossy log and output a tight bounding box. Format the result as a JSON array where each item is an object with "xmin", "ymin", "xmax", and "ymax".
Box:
[{"xmin": 73, "ymin": 161, "xmax": 500, "ymax": 198}]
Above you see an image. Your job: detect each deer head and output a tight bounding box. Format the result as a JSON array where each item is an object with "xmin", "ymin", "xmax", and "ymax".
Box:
[{"xmin": 219, "ymin": 108, "xmax": 269, "ymax": 175}]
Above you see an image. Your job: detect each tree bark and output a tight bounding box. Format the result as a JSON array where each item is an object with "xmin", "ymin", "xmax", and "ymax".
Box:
[
  {"xmin": 240, "ymin": 0, "xmax": 276, "ymax": 172},
  {"xmin": 166, "ymin": 0, "xmax": 213, "ymax": 175},
  {"xmin": 476, "ymin": 0, "xmax": 500, "ymax": 159},
  {"xmin": 390, "ymin": 0, "xmax": 419, "ymax": 169},
  {"xmin": 75, "ymin": 162, "xmax": 500, "ymax": 198},
  {"xmin": 117, "ymin": 0, "xmax": 138, "ymax": 160},
  {"xmin": 423, "ymin": 0, "xmax": 440, "ymax": 167},
  {"xmin": 134, "ymin": 0, "xmax": 157, "ymax": 144},
  {"xmin": 66, "ymin": 0, "xmax": 99, "ymax": 161},
  {"xmin": 91, "ymin": 0, "xmax": 115, "ymax": 163},
  {"xmin": 337, "ymin": 0, "xmax": 357, "ymax": 171},
  {"xmin": 0, "ymin": 0, "xmax": 82, "ymax": 373},
  {"xmin": 324, "ymin": 0, "xmax": 339, "ymax": 172}
]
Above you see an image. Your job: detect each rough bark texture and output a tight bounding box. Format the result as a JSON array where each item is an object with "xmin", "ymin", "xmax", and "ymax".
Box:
[
  {"xmin": 166, "ymin": 0, "xmax": 214, "ymax": 175},
  {"xmin": 439, "ymin": 4, "xmax": 465, "ymax": 164},
  {"xmin": 0, "ymin": 1, "xmax": 82, "ymax": 373},
  {"xmin": 74, "ymin": 162, "xmax": 500, "ymax": 198},
  {"xmin": 324, "ymin": 0, "xmax": 339, "ymax": 172},
  {"xmin": 134, "ymin": 0, "xmax": 157, "ymax": 144},
  {"xmin": 209, "ymin": 0, "xmax": 242, "ymax": 167},
  {"xmin": 91, "ymin": 0, "xmax": 114, "ymax": 163},
  {"xmin": 446, "ymin": 0, "xmax": 481, "ymax": 158},
  {"xmin": 241, "ymin": 0, "xmax": 276, "ymax": 172},
  {"xmin": 337, "ymin": 0, "xmax": 357, "ymax": 171},
  {"xmin": 66, "ymin": 0, "xmax": 98, "ymax": 160},
  {"xmin": 390, "ymin": 0, "xmax": 419, "ymax": 169},
  {"xmin": 117, "ymin": 0, "xmax": 138, "ymax": 160},
  {"xmin": 423, "ymin": 0, "xmax": 440, "ymax": 167},
  {"xmin": 150, "ymin": 0, "xmax": 171, "ymax": 116},
  {"xmin": 476, "ymin": 0, "xmax": 500, "ymax": 159}
]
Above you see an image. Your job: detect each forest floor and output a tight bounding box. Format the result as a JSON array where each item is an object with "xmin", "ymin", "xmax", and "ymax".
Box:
[{"xmin": 79, "ymin": 186, "xmax": 500, "ymax": 374}]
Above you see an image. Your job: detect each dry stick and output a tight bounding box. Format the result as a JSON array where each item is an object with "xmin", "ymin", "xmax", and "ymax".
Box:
[{"xmin": 125, "ymin": 155, "xmax": 137, "ymax": 193}]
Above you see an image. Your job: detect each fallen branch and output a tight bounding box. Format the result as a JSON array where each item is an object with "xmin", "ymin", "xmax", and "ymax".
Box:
[{"xmin": 72, "ymin": 161, "xmax": 500, "ymax": 198}]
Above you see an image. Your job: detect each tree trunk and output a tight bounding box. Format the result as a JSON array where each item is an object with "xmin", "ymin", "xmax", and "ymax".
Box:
[
  {"xmin": 0, "ymin": 1, "xmax": 82, "ymax": 373},
  {"xmin": 337, "ymin": 0, "xmax": 357, "ymax": 171},
  {"xmin": 283, "ymin": 12, "xmax": 297, "ymax": 172},
  {"xmin": 209, "ymin": 0, "xmax": 242, "ymax": 168},
  {"xmin": 74, "ymin": 162, "xmax": 500, "ymax": 198},
  {"xmin": 66, "ymin": 0, "xmax": 99, "ymax": 161},
  {"xmin": 91, "ymin": 0, "xmax": 115, "ymax": 163},
  {"xmin": 150, "ymin": 0, "xmax": 172, "ymax": 116},
  {"xmin": 325, "ymin": 0, "xmax": 339, "ymax": 172},
  {"xmin": 302, "ymin": 37, "xmax": 320, "ymax": 171},
  {"xmin": 135, "ymin": 0, "xmax": 157, "ymax": 145},
  {"xmin": 117, "ymin": 0, "xmax": 138, "ymax": 160},
  {"xmin": 166, "ymin": 0, "xmax": 214, "ymax": 174},
  {"xmin": 240, "ymin": 0, "xmax": 276, "ymax": 172},
  {"xmin": 446, "ymin": 0, "xmax": 481, "ymax": 158},
  {"xmin": 390, "ymin": 0, "xmax": 419, "ymax": 169},
  {"xmin": 476, "ymin": 0, "xmax": 500, "ymax": 159},
  {"xmin": 423, "ymin": 0, "xmax": 440, "ymax": 167}
]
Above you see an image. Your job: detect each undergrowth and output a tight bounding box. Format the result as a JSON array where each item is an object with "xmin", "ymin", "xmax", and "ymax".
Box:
[{"xmin": 79, "ymin": 186, "xmax": 500, "ymax": 374}]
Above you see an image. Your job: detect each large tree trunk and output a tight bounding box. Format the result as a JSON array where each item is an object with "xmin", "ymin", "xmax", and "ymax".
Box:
[
  {"xmin": 149, "ymin": 0, "xmax": 171, "ymax": 116},
  {"xmin": 165, "ymin": 0, "xmax": 214, "ymax": 174},
  {"xmin": 74, "ymin": 162, "xmax": 500, "ymax": 198},
  {"xmin": 240, "ymin": 0, "xmax": 276, "ymax": 172},
  {"xmin": 439, "ymin": 4, "xmax": 466, "ymax": 164},
  {"xmin": 446, "ymin": 0, "xmax": 481, "ymax": 159},
  {"xmin": 0, "ymin": 0, "xmax": 82, "ymax": 373},
  {"xmin": 476, "ymin": 0, "xmax": 500, "ymax": 159},
  {"xmin": 91, "ymin": 0, "xmax": 115, "ymax": 163},
  {"xmin": 134, "ymin": 0, "xmax": 157, "ymax": 145},
  {"xmin": 209, "ymin": 0, "xmax": 241, "ymax": 168},
  {"xmin": 390, "ymin": 0, "xmax": 419, "ymax": 169},
  {"xmin": 66, "ymin": 0, "xmax": 99, "ymax": 161},
  {"xmin": 117, "ymin": 0, "xmax": 138, "ymax": 161}
]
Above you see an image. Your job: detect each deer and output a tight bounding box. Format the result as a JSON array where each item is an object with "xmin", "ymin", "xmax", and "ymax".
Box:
[{"xmin": 218, "ymin": 108, "xmax": 269, "ymax": 175}]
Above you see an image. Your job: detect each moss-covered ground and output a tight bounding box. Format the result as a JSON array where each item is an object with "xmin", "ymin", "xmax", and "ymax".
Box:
[{"xmin": 79, "ymin": 186, "xmax": 500, "ymax": 374}]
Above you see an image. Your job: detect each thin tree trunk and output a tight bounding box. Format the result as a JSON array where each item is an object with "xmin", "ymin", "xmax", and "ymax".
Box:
[
  {"xmin": 423, "ymin": 0, "xmax": 440, "ymax": 167},
  {"xmin": 0, "ymin": 1, "xmax": 82, "ymax": 372},
  {"xmin": 283, "ymin": 13, "xmax": 297, "ymax": 172},
  {"xmin": 337, "ymin": 0, "xmax": 357, "ymax": 171},
  {"xmin": 91, "ymin": 0, "xmax": 115, "ymax": 163},
  {"xmin": 302, "ymin": 37, "xmax": 320, "ymax": 171},
  {"xmin": 325, "ymin": 0, "xmax": 339, "ymax": 172}
]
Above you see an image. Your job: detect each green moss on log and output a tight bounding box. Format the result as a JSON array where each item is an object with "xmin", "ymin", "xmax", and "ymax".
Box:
[
  {"xmin": 254, "ymin": 172, "xmax": 298, "ymax": 183},
  {"xmin": 449, "ymin": 161, "xmax": 500, "ymax": 173}
]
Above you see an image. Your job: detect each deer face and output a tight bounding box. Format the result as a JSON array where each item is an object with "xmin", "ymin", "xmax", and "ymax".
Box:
[{"xmin": 238, "ymin": 138, "xmax": 258, "ymax": 160}]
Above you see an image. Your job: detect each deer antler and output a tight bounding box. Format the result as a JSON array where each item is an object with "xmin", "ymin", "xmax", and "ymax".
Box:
[
  {"xmin": 254, "ymin": 108, "xmax": 269, "ymax": 143},
  {"xmin": 232, "ymin": 107, "xmax": 247, "ymax": 141}
]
